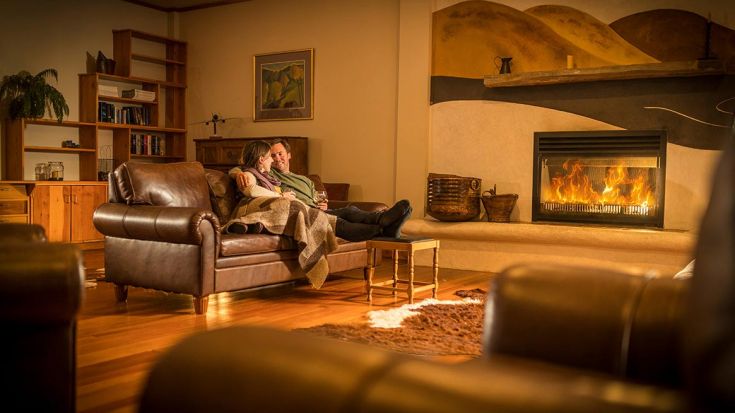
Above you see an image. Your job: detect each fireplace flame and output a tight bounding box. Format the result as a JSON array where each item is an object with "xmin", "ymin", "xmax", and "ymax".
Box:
[{"xmin": 545, "ymin": 160, "xmax": 656, "ymax": 207}]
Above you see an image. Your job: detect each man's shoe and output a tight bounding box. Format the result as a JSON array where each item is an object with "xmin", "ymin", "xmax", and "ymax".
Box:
[
  {"xmin": 378, "ymin": 200, "xmax": 410, "ymax": 227},
  {"xmin": 382, "ymin": 205, "xmax": 412, "ymax": 238}
]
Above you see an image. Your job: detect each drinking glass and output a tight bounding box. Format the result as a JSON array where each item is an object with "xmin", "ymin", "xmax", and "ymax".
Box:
[{"xmin": 314, "ymin": 190, "xmax": 328, "ymax": 204}]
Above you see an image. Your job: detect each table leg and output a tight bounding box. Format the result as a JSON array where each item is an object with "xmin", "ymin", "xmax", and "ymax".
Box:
[
  {"xmin": 392, "ymin": 249, "xmax": 399, "ymax": 296},
  {"xmin": 408, "ymin": 250, "xmax": 415, "ymax": 304},
  {"xmin": 432, "ymin": 246, "xmax": 439, "ymax": 298},
  {"xmin": 366, "ymin": 247, "xmax": 376, "ymax": 303}
]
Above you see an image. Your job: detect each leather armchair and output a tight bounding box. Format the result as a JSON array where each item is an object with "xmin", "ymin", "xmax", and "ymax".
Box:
[
  {"xmin": 0, "ymin": 224, "xmax": 84, "ymax": 413},
  {"xmin": 138, "ymin": 142, "xmax": 735, "ymax": 412}
]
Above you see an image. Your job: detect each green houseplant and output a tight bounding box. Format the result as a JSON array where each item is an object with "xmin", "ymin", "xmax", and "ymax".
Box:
[{"xmin": 0, "ymin": 68, "xmax": 69, "ymax": 122}]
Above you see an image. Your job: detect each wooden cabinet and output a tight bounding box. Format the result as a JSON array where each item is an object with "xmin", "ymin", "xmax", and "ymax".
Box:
[
  {"xmin": 0, "ymin": 184, "xmax": 29, "ymax": 223},
  {"xmin": 29, "ymin": 182, "xmax": 107, "ymax": 243},
  {"xmin": 195, "ymin": 137, "xmax": 308, "ymax": 175}
]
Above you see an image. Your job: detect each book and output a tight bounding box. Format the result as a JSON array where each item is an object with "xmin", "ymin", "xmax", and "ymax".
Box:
[
  {"xmin": 98, "ymin": 85, "xmax": 119, "ymax": 97},
  {"xmin": 121, "ymin": 89, "xmax": 156, "ymax": 101}
]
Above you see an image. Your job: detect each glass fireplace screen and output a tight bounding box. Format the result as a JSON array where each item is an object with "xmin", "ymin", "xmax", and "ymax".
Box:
[{"xmin": 533, "ymin": 131, "xmax": 666, "ymax": 227}]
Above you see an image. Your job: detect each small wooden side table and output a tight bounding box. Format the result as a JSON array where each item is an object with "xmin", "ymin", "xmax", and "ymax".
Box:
[{"xmin": 364, "ymin": 237, "xmax": 440, "ymax": 304}]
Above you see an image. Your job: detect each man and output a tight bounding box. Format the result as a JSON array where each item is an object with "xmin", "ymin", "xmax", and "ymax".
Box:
[
  {"xmin": 270, "ymin": 139, "xmax": 412, "ymax": 238},
  {"xmin": 232, "ymin": 139, "xmax": 412, "ymax": 239}
]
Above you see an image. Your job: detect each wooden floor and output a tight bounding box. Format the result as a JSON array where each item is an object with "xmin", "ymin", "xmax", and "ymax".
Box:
[{"xmin": 76, "ymin": 251, "xmax": 494, "ymax": 413}]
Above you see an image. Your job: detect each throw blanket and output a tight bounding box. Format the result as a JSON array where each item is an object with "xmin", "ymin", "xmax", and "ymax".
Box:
[{"xmin": 225, "ymin": 197, "xmax": 338, "ymax": 289}]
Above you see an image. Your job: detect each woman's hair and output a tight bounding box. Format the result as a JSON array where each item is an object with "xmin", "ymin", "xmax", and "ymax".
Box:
[{"xmin": 240, "ymin": 140, "xmax": 272, "ymax": 169}]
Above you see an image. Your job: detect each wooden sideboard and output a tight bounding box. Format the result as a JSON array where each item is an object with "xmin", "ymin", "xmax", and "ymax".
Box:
[
  {"xmin": 194, "ymin": 137, "xmax": 308, "ymax": 175},
  {"xmin": 0, "ymin": 181, "xmax": 107, "ymax": 247}
]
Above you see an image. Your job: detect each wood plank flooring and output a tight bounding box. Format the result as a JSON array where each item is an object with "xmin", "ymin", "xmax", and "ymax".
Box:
[{"xmin": 77, "ymin": 252, "xmax": 494, "ymax": 413}]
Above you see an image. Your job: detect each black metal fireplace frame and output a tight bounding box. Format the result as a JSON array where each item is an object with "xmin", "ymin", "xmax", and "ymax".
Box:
[{"xmin": 532, "ymin": 130, "xmax": 667, "ymax": 228}]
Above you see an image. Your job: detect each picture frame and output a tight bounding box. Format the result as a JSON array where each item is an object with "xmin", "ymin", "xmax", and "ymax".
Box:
[{"xmin": 253, "ymin": 48, "xmax": 314, "ymax": 121}]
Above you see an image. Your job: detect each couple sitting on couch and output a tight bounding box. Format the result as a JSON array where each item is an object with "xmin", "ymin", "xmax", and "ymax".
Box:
[{"xmin": 225, "ymin": 139, "xmax": 412, "ymax": 288}]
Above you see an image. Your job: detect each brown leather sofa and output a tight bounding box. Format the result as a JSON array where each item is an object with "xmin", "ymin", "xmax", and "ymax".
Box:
[
  {"xmin": 0, "ymin": 223, "xmax": 84, "ymax": 413},
  {"xmin": 93, "ymin": 161, "xmax": 384, "ymax": 314},
  {"xmin": 137, "ymin": 141, "xmax": 735, "ymax": 412}
]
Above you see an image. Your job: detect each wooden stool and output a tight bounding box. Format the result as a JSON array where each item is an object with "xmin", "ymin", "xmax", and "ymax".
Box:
[{"xmin": 364, "ymin": 237, "xmax": 440, "ymax": 304}]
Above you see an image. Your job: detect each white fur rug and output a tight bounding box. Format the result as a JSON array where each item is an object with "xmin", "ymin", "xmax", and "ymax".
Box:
[{"xmin": 368, "ymin": 298, "xmax": 481, "ymax": 329}]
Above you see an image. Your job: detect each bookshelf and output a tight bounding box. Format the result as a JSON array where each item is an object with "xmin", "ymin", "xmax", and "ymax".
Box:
[
  {"xmin": 77, "ymin": 29, "xmax": 187, "ymax": 170},
  {"xmin": 0, "ymin": 29, "xmax": 186, "ymax": 246}
]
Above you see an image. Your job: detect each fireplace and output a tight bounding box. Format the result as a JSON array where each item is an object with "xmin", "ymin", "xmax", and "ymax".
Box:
[{"xmin": 532, "ymin": 130, "xmax": 666, "ymax": 228}]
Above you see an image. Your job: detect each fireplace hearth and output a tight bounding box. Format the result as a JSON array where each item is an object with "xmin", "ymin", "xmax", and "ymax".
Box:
[{"xmin": 532, "ymin": 130, "xmax": 666, "ymax": 228}]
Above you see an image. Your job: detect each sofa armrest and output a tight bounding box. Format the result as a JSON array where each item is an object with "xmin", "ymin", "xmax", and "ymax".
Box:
[
  {"xmin": 485, "ymin": 263, "xmax": 688, "ymax": 385},
  {"xmin": 0, "ymin": 243, "xmax": 83, "ymax": 323},
  {"xmin": 93, "ymin": 203, "xmax": 220, "ymax": 245},
  {"xmin": 329, "ymin": 201, "xmax": 387, "ymax": 212}
]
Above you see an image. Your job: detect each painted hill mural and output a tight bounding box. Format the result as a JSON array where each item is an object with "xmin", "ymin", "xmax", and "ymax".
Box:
[
  {"xmin": 525, "ymin": 5, "xmax": 659, "ymax": 66},
  {"xmin": 431, "ymin": 0, "xmax": 735, "ymax": 150},
  {"xmin": 611, "ymin": 9, "xmax": 735, "ymax": 70}
]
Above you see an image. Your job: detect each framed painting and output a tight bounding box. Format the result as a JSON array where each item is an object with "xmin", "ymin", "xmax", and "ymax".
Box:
[{"xmin": 253, "ymin": 49, "xmax": 314, "ymax": 121}]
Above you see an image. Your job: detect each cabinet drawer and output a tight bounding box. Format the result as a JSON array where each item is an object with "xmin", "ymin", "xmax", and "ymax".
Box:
[
  {"xmin": 0, "ymin": 215, "xmax": 29, "ymax": 224},
  {"xmin": 0, "ymin": 184, "xmax": 28, "ymax": 200},
  {"xmin": 221, "ymin": 144, "xmax": 244, "ymax": 164},
  {"xmin": 0, "ymin": 200, "xmax": 28, "ymax": 215}
]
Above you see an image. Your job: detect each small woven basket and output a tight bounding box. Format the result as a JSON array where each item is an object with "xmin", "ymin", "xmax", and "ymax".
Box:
[
  {"xmin": 481, "ymin": 185, "xmax": 518, "ymax": 223},
  {"xmin": 427, "ymin": 173, "xmax": 482, "ymax": 222}
]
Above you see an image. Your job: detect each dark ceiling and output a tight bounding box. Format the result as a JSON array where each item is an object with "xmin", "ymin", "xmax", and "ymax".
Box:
[{"xmin": 124, "ymin": 0, "xmax": 250, "ymax": 12}]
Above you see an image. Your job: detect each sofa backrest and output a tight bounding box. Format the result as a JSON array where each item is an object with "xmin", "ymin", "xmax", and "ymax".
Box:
[{"xmin": 112, "ymin": 161, "xmax": 212, "ymax": 210}]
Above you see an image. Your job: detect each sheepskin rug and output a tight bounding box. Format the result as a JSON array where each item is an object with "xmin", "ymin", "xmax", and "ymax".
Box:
[{"xmin": 296, "ymin": 289, "xmax": 487, "ymax": 356}]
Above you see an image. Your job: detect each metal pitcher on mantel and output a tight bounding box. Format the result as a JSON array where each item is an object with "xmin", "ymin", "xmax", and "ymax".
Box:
[{"xmin": 495, "ymin": 56, "xmax": 512, "ymax": 74}]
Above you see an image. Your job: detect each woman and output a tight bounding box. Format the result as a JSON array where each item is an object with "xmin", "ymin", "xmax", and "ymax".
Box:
[{"xmin": 229, "ymin": 140, "xmax": 410, "ymax": 242}]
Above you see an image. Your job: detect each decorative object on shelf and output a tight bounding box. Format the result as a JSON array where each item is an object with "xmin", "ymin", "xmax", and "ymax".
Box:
[
  {"xmin": 47, "ymin": 161, "xmax": 64, "ymax": 181},
  {"xmin": 95, "ymin": 51, "xmax": 116, "ymax": 75},
  {"xmin": 495, "ymin": 56, "xmax": 512, "ymax": 74},
  {"xmin": 190, "ymin": 113, "xmax": 238, "ymax": 138},
  {"xmin": 254, "ymin": 49, "xmax": 313, "ymax": 121},
  {"xmin": 426, "ymin": 173, "xmax": 482, "ymax": 222},
  {"xmin": 481, "ymin": 185, "xmax": 518, "ymax": 223},
  {"xmin": 61, "ymin": 140, "xmax": 80, "ymax": 148},
  {"xmin": 0, "ymin": 68, "xmax": 69, "ymax": 122},
  {"xmin": 98, "ymin": 145, "xmax": 113, "ymax": 181},
  {"xmin": 34, "ymin": 163, "xmax": 48, "ymax": 181}
]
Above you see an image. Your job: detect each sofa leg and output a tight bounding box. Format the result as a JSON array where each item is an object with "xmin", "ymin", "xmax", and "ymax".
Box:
[
  {"xmin": 114, "ymin": 284, "xmax": 128, "ymax": 302},
  {"xmin": 194, "ymin": 296, "xmax": 209, "ymax": 314}
]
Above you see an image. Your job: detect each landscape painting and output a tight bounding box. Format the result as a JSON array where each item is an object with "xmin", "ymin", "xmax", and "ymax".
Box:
[{"xmin": 254, "ymin": 49, "xmax": 313, "ymax": 121}]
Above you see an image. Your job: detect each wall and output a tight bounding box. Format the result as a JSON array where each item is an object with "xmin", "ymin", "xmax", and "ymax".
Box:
[
  {"xmin": 0, "ymin": 0, "xmax": 169, "ymax": 180},
  {"xmin": 180, "ymin": 0, "xmax": 400, "ymax": 204}
]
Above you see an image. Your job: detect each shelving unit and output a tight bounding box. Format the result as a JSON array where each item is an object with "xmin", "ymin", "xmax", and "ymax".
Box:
[
  {"xmin": 1, "ymin": 118, "xmax": 98, "ymax": 181},
  {"xmin": 1, "ymin": 29, "xmax": 187, "ymax": 245},
  {"xmin": 78, "ymin": 29, "xmax": 187, "ymax": 171}
]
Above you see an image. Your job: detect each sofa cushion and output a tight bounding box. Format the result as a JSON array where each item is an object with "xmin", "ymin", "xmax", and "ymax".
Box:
[
  {"xmin": 115, "ymin": 162, "xmax": 212, "ymax": 210},
  {"xmin": 220, "ymin": 233, "xmax": 296, "ymax": 257},
  {"xmin": 204, "ymin": 168, "xmax": 238, "ymax": 223},
  {"xmin": 219, "ymin": 234, "xmax": 364, "ymax": 258}
]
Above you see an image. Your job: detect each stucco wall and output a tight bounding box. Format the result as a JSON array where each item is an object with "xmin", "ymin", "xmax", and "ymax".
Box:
[{"xmin": 180, "ymin": 0, "xmax": 400, "ymax": 204}]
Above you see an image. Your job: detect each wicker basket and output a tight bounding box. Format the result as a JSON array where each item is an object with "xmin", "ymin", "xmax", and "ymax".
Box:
[
  {"xmin": 426, "ymin": 173, "xmax": 482, "ymax": 222},
  {"xmin": 481, "ymin": 185, "xmax": 518, "ymax": 223}
]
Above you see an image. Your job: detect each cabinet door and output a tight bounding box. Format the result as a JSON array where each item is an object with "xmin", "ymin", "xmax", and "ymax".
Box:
[
  {"xmin": 31, "ymin": 185, "xmax": 71, "ymax": 242},
  {"xmin": 70, "ymin": 185, "xmax": 107, "ymax": 243}
]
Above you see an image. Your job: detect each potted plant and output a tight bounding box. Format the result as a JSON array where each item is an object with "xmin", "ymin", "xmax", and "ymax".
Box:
[{"xmin": 0, "ymin": 68, "xmax": 69, "ymax": 122}]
